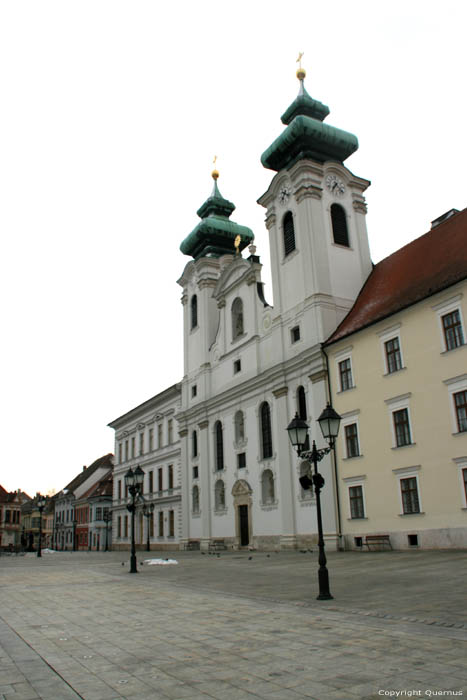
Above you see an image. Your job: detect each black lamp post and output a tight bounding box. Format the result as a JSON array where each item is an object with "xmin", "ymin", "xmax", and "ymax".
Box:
[
  {"xmin": 103, "ymin": 510, "xmax": 111, "ymax": 551},
  {"xmin": 287, "ymin": 403, "xmax": 341, "ymax": 600},
  {"xmin": 124, "ymin": 466, "xmax": 144, "ymax": 573},
  {"xmin": 142, "ymin": 503, "xmax": 154, "ymax": 552},
  {"xmin": 36, "ymin": 496, "xmax": 46, "ymax": 558},
  {"xmin": 72, "ymin": 516, "xmax": 77, "ymax": 552}
]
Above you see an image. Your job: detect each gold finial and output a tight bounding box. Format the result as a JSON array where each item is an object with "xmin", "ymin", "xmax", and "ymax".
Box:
[
  {"xmin": 234, "ymin": 234, "xmax": 241, "ymax": 255},
  {"xmin": 212, "ymin": 155, "xmax": 219, "ymax": 180},
  {"xmin": 296, "ymin": 52, "xmax": 306, "ymax": 81}
]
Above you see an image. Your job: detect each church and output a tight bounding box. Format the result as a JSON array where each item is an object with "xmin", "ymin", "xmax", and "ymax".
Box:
[{"xmin": 109, "ymin": 65, "xmax": 466, "ymax": 551}]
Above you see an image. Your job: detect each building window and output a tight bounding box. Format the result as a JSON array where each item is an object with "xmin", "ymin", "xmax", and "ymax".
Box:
[
  {"xmin": 214, "ymin": 480, "xmax": 225, "ymax": 510},
  {"xmin": 192, "ymin": 385, "xmax": 197, "ymax": 398},
  {"xmin": 192, "ymin": 430, "xmax": 198, "ymax": 458},
  {"xmin": 385, "ymin": 337, "xmax": 403, "ymax": 374},
  {"xmin": 260, "ymin": 402, "xmax": 273, "ymax": 459},
  {"xmin": 400, "ymin": 477, "xmax": 420, "ymax": 514},
  {"xmin": 237, "ymin": 453, "xmax": 246, "ymax": 469},
  {"xmin": 168, "ymin": 420, "xmax": 173, "ymax": 444},
  {"xmin": 232, "ymin": 297, "xmax": 244, "ymax": 339},
  {"xmin": 168, "ymin": 465, "xmax": 174, "ymax": 490},
  {"xmin": 233, "ymin": 359, "xmax": 241, "ymax": 374},
  {"xmin": 158, "ymin": 423, "xmax": 163, "ymax": 447},
  {"xmin": 193, "ymin": 466, "xmax": 199, "ymax": 479},
  {"xmin": 125, "ymin": 440, "xmax": 129, "ymax": 461},
  {"xmin": 331, "ymin": 204, "xmax": 349, "ymax": 247},
  {"xmin": 215, "ymin": 421, "xmax": 224, "ymax": 471},
  {"xmin": 299, "ymin": 462, "xmax": 313, "ymax": 500},
  {"xmin": 297, "ymin": 386, "xmax": 307, "ymax": 420},
  {"xmin": 291, "ymin": 326, "xmax": 300, "ymax": 343},
  {"xmin": 149, "ymin": 428, "xmax": 154, "ymax": 451},
  {"xmin": 442, "ymin": 310, "xmax": 464, "ymax": 351},
  {"xmin": 117, "ymin": 480, "xmax": 122, "ymax": 500},
  {"xmin": 169, "ymin": 510, "xmax": 175, "ymax": 537},
  {"xmin": 118, "ymin": 443, "xmax": 122, "ymax": 463},
  {"xmin": 283, "ymin": 211, "xmax": 296, "ymax": 256},
  {"xmin": 234, "ymin": 410, "xmax": 245, "ymax": 444},
  {"xmin": 454, "ymin": 390, "xmax": 467, "ymax": 433},
  {"xmin": 345, "ymin": 423, "xmax": 360, "ymax": 458},
  {"xmin": 149, "ymin": 471, "xmax": 154, "ymax": 493},
  {"xmin": 463, "ymin": 469, "xmax": 467, "ymax": 504},
  {"xmin": 159, "ymin": 511, "xmax": 164, "ymax": 537},
  {"xmin": 131, "ymin": 437, "xmax": 135, "ymax": 458},
  {"xmin": 349, "ymin": 485, "xmax": 365, "ymax": 519},
  {"xmin": 139, "ymin": 433, "xmax": 144, "ymax": 456},
  {"xmin": 124, "ymin": 515, "xmax": 128, "ymax": 538},
  {"xmin": 338, "ymin": 358, "xmax": 353, "ymax": 391},
  {"xmin": 393, "ymin": 408, "xmax": 412, "ymax": 447},
  {"xmin": 192, "ymin": 485, "xmax": 200, "ymax": 513},
  {"xmin": 261, "ymin": 469, "xmax": 275, "ymax": 505},
  {"xmin": 158, "ymin": 468, "xmax": 163, "ymax": 492},
  {"xmin": 191, "ymin": 295, "xmax": 198, "ymax": 329}
]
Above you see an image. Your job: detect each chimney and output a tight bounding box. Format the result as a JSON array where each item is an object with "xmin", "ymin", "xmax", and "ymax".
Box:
[
  {"xmin": 431, "ymin": 208, "xmax": 459, "ymax": 229},
  {"xmin": 83, "ymin": 465, "xmax": 87, "ymax": 472}
]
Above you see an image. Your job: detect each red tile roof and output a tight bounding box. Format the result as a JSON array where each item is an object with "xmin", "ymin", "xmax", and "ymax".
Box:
[{"xmin": 325, "ymin": 207, "xmax": 467, "ymax": 345}]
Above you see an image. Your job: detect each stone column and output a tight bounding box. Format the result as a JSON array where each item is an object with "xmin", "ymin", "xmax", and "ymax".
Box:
[{"xmin": 273, "ymin": 386, "xmax": 297, "ymax": 549}]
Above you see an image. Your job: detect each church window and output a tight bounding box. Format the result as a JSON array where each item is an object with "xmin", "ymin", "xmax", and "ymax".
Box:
[
  {"xmin": 234, "ymin": 359, "xmax": 241, "ymax": 374},
  {"xmin": 192, "ymin": 430, "xmax": 198, "ymax": 457},
  {"xmin": 190, "ymin": 295, "xmax": 198, "ymax": 329},
  {"xmin": 237, "ymin": 453, "xmax": 246, "ymax": 469},
  {"xmin": 232, "ymin": 298, "xmax": 244, "ymax": 339},
  {"xmin": 215, "ymin": 421, "xmax": 224, "ymax": 470},
  {"xmin": 192, "ymin": 385, "xmax": 197, "ymax": 398},
  {"xmin": 299, "ymin": 462, "xmax": 313, "ymax": 500},
  {"xmin": 215, "ymin": 480, "xmax": 225, "ymax": 510},
  {"xmin": 192, "ymin": 485, "xmax": 200, "ymax": 513},
  {"xmin": 297, "ymin": 386, "xmax": 310, "ymax": 451},
  {"xmin": 260, "ymin": 402, "xmax": 273, "ymax": 459},
  {"xmin": 331, "ymin": 204, "xmax": 350, "ymax": 247},
  {"xmin": 291, "ymin": 325, "xmax": 300, "ymax": 343},
  {"xmin": 234, "ymin": 410, "xmax": 245, "ymax": 443},
  {"xmin": 193, "ymin": 466, "xmax": 199, "ymax": 479},
  {"xmin": 283, "ymin": 211, "xmax": 296, "ymax": 256},
  {"xmin": 261, "ymin": 469, "xmax": 275, "ymax": 504}
]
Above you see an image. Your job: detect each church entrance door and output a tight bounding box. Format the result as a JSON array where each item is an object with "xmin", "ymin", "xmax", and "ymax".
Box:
[{"xmin": 239, "ymin": 505, "xmax": 249, "ymax": 546}]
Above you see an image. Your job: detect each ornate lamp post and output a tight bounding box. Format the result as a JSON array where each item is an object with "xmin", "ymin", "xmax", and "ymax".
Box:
[
  {"xmin": 142, "ymin": 503, "xmax": 154, "ymax": 552},
  {"xmin": 103, "ymin": 510, "xmax": 112, "ymax": 552},
  {"xmin": 124, "ymin": 466, "xmax": 144, "ymax": 573},
  {"xmin": 36, "ymin": 496, "xmax": 46, "ymax": 558},
  {"xmin": 287, "ymin": 403, "xmax": 341, "ymax": 600}
]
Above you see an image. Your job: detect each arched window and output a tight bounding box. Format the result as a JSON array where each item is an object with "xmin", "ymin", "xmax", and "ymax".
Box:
[
  {"xmin": 232, "ymin": 297, "xmax": 244, "ymax": 339},
  {"xmin": 215, "ymin": 480, "xmax": 225, "ymax": 510},
  {"xmin": 192, "ymin": 485, "xmax": 200, "ymax": 514},
  {"xmin": 215, "ymin": 421, "xmax": 224, "ymax": 471},
  {"xmin": 283, "ymin": 211, "xmax": 296, "ymax": 256},
  {"xmin": 299, "ymin": 461, "xmax": 313, "ymax": 500},
  {"xmin": 261, "ymin": 469, "xmax": 275, "ymax": 505},
  {"xmin": 260, "ymin": 402, "xmax": 273, "ymax": 459},
  {"xmin": 190, "ymin": 295, "xmax": 198, "ymax": 329},
  {"xmin": 192, "ymin": 430, "xmax": 198, "ymax": 458},
  {"xmin": 331, "ymin": 204, "xmax": 350, "ymax": 247},
  {"xmin": 297, "ymin": 386, "xmax": 310, "ymax": 451},
  {"xmin": 234, "ymin": 410, "xmax": 245, "ymax": 444}
]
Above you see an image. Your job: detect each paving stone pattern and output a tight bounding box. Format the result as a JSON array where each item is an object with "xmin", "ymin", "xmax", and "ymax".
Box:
[{"xmin": 0, "ymin": 550, "xmax": 466, "ymax": 700}]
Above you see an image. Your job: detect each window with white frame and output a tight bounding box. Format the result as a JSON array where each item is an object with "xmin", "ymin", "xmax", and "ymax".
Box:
[
  {"xmin": 334, "ymin": 347, "xmax": 354, "ymax": 392},
  {"xmin": 343, "ymin": 475, "xmax": 366, "ymax": 519},
  {"xmin": 432, "ymin": 295, "xmax": 465, "ymax": 352},
  {"xmin": 378, "ymin": 324, "xmax": 404, "ymax": 375},
  {"xmin": 385, "ymin": 394, "xmax": 414, "ymax": 448},
  {"xmin": 393, "ymin": 466, "xmax": 422, "ymax": 515},
  {"xmin": 453, "ymin": 457, "xmax": 467, "ymax": 509},
  {"xmin": 261, "ymin": 469, "xmax": 275, "ymax": 505},
  {"xmin": 341, "ymin": 410, "xmax": 361, "ymax": 459},
  {"xmin": 444, "ymin": 374, "xmax": 467, "ymax": 435}
]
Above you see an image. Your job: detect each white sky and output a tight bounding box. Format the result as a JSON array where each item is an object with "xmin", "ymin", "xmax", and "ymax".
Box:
[{"xmin": 1, "ymin": 1, "xmax": 465, "ymax": 496}]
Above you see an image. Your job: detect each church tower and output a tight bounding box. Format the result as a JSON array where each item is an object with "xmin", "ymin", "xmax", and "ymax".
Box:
[{"xmin": 258, "ymin": 63, "xmax": 372, "ymax": 344}]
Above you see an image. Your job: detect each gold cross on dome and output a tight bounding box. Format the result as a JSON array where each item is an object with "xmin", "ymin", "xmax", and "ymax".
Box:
[
  {"xmin": 213, "ymin": 155, "xmax": 217, "ymax": 166},
  {"xmin": 234, "ymin": 235, "xmax": 241, "ymax": 255},
  {"xmin": 296, "ymin": 52, "xmax": 304, "ymax": 68}
]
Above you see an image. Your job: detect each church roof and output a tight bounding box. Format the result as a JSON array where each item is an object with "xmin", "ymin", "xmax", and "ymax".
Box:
[
  {"xmin": 180, "ymin": 175, "xmax": 254, "ymax": 260},
  {"xmin": 261, "ymin": 74, "xmax": 358, "ymax": 172},
  {"xmin": 325, "ymin": 207, "xmax": 467, "ymax": 345}
]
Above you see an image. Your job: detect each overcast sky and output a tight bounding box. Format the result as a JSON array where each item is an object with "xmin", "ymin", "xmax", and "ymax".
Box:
[{"xmin": 1, "ymin": 1, "xmax": 465, "ymax": 496}]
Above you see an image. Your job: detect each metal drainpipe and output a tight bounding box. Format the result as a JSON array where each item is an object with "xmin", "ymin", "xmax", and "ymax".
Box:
[{"xmin": 321, "ymin": 343, "xmax": 343, "ymax": 550}]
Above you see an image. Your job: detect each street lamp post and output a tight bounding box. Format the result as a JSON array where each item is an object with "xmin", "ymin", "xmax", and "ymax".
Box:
[
  {"xmin": 124, "ymin": 466, "xmax": 145, "ymax": 574},
  {"xmin": 36, "ymin": 496, "xmax": 46, "ymax": 558},
  {"xmin": 287, "ymin": 403, "xmax": 341, "ymax": 601},
  {"xmin": 72, "ymin": 518, "xmax": 77, "ymax": 552},
  {"xmin": 103, "ymin": 510, "xmax": 111, "ymax": 551},
  {"xmin": 142, "ymin": 503, "xmax": 155, "ymax": 552}
]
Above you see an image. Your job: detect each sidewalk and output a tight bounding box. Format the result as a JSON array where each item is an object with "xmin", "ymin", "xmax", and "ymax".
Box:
[{"xmin": 0, "ymin": 550, "xmax": 466, "ymax": 699}]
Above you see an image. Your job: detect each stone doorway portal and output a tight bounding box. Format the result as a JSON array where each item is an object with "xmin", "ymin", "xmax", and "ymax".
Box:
[{"xmin": 232, "ymin": 479, "xmax": 252, "ymax": 548}]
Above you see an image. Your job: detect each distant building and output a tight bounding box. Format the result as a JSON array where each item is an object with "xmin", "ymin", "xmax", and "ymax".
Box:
[
  {"xmin": 0, "ymin": 487, "xmax": 30, "ymax": 549},
  {"xmin": 108, "ymin": 384, "xmax": 181, "ymax": 551}
]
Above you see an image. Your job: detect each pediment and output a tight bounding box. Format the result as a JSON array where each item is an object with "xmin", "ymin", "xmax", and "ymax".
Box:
[
  {"xmin": 213, "ymin": 257, "xmax": 255, "ymax": 299},
  {"xmin": 232, "ymin": 479, "xmax": 252, "ymax": 496}
]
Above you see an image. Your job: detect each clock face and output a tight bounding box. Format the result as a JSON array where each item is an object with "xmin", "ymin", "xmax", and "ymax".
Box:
[
  {"xmin": 325, "ymin": 175, "xmax": 346, "ymax": 196},
  {"xmin": 279, "ymin": 186, "xmax": 291, "ymax": 204}
]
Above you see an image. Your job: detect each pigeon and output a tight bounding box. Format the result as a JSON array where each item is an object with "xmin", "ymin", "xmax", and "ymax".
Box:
[
  {"xmin": 248, "ymin": 556, "xmax": 252, "ymax": 560},
  {"xmin": 266, "ymin": 554, "xmax": 270, "ymax": 558},
  {"xmin": 122, "ymin": 562, "xmax": 125, "ymax": 566}
]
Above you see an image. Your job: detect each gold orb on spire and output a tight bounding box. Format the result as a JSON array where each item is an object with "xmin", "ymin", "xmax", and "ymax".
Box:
[
  {"xmin": 212, "ymin": 155, "xmax": 219, "ymax": 180},
  {"xmin": 296, "ymin": 51, "xmax": 306, "ymax": 81}
]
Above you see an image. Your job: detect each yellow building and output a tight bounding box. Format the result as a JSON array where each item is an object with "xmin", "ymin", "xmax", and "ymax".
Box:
[{"xmin": 325, "ymin": 208, "xmax": 467, "ymax": 550}]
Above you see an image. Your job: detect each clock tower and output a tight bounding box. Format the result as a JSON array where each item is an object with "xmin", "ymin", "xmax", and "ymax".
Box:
[{"xmin": 257, "ymin": 67, "xmax": 372, "ymax": 345}]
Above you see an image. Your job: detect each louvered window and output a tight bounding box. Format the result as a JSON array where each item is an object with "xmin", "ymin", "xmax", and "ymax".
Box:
[
  {"xmin": 331, "ymin": 204, "xmax": 349, "ymax": 247},
  {"xmin": 283, "ymin": 212, "xmax": 296, "ymax": 256},
  {"xmin": 260, "ymin": 402, "xmax": 273, "ymax": 459},
  {"xmin": 190, "ymin": 295, "xmax": 198, "ymax": 329},
  {"xmin": 215, "ymin": 421, "xmax": 224, "ymax": 470}
]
